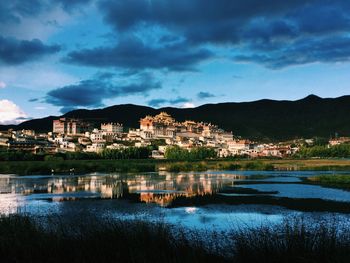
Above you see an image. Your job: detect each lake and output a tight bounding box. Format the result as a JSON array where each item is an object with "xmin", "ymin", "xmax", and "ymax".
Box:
[{"xmin": 1, "ymin": 170, "xmax": 350, "ymax": 231}]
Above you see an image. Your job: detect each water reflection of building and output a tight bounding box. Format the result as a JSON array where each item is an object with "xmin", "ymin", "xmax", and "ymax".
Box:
[
  {"xmin": 100, "ymin": 181, "xmax": 128, "ymax": 199},
  {"xmin": 128, "ymin": 173, "xmax": 246, "ymax": 206},
  {"xmin": 0, "ymin": 173, "xmax": 246, "ymax": 207},
  {"xmin": 139, "ymin": 193, "xmax": 183, "ymax": 206}
]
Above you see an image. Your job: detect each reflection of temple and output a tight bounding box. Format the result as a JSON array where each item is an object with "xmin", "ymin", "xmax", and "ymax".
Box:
[
  {"xmin": 140, "ymin": 193, "xmax": 184, "ymax": 207},
  {"xmin": 0, "ymin": 173, "xmax": 246, "ymax": 207},
  {"xmin": 129, "ymin": 173, "xmax": 246, "ymax": 206}
]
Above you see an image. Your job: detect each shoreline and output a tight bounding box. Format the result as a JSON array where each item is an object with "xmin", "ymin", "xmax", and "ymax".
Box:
[{"xmin": 1, "ymin": 158, "xmax": 350, "ymax": 175}]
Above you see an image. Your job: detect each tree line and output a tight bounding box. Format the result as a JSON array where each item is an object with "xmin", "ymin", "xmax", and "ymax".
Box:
[
  {"xmin": 0, "ymin": 147, "xmax": 152, "ymax": 161},
  {"xmin": 0, "ymin": 144, "xmax": 218, "ymax": 162},
  {"xmin": 164, "ymin": 146, "xmax": 217, "ymax": 160},
  {"xmin": 296, "ymin": 144, "xmax": 350, "ymax": 158}
]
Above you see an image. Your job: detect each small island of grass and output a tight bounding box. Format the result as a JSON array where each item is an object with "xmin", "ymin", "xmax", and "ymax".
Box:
[{"xmin": 307, "ymin": 174, "xmax": 350, "ymax": 190}]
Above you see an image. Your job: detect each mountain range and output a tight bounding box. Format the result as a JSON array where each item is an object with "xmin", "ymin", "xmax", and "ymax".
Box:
[{"xmin": 1, "ymin": 95, "xmax": 350, "ymax": 140}]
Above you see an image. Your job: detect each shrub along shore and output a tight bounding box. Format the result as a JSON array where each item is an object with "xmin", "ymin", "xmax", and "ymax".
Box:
[
  {"xmin": 0, "ymin": 158, "xmax": 350, "ymax": 175},
  {"xmin": 0, "ymin": 214, "xmax": 350, "ymax": 263}
]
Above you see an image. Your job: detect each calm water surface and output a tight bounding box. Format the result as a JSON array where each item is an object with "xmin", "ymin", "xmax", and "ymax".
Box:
[{"xmin": 1, "ymin": 170, "xmax": 350, "ymax": 230}]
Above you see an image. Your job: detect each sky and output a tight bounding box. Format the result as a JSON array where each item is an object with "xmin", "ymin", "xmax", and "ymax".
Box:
[{"xmin": 1, "ymin": 0, "xmax": 350, "ymax": 124}]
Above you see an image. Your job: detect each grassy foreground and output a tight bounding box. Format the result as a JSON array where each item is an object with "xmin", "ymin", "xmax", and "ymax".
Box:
[
  {"xmin": 0, "ymin": 215, "xmax": 221, "ymax": 263},
  {"xmin": 0, "ymin": 215, "xmax": 350, "ymax": 263},
  {"xmin": 1, "ymin": 158, "xmax": 350, "ymax": 175}
]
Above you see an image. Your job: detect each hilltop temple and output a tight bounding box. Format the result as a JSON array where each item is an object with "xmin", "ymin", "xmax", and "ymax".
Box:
[{"xmin": 139, "ymin": 112, "xmax": 222, "ymax": 140}]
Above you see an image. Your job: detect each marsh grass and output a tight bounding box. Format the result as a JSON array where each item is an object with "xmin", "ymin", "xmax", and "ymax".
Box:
[
  {"xmin": 232, "ymin": 217, "xmax": 350, "ymax": 263},
  {"xmin": 307, "ymin": 174, "xmax": 350, "ymax": 189},
  {"xmin": 0, "ymin": 214, "xmax": 224, "ymax": 263},
  {"xmin": 1, "ymin": 214, "xmax": 350, "ymax": 263}
]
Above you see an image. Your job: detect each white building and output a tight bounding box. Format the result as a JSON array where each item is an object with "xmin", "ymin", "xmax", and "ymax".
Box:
[
  {"xmin": 135, "ymin": 141, "xmax": 151, "ymax": 147},
  {"xmin": 90, "ymin": 129, "xmax": 105, "ymax": 143},
  {"xmin": 101, "ymin": 123, "xmax": 123, "ymax": 134},
  {"xmin": 85, "ymin": 143, "xmax": 105, "ymax": 153},
  {"xmin": 106, "ymin": 143, "xmax": 126, "ymax": 150}
]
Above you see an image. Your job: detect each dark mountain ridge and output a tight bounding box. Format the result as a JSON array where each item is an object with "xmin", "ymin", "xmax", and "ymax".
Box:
[{"xmin": 1, "ymin": 95, "xmax": 349, "ymax": 140}]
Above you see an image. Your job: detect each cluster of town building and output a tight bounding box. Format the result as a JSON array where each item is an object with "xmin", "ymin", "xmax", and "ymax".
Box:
[{"xmin": 1, "ymin": 112, "xmax": 348, "ymax": 159}]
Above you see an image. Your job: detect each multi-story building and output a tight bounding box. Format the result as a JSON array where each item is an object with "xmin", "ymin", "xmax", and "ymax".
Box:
[
  {"xmin": 329, "ymin": 137, "xmax": 350, "ymax": 146},
  {"xmin": 53, "ymin": 118, "xmax": 89, "ymax": 135},
  {"xmin": 202, "ymin": 124, "xmax": 219, "ymax": 137},
  {"xmin": 0, "ymin": 136, "xmax": 9, "ymax": 147},
  {"xmin": 21, "ymin": 130, "xmax": 35, "ymax": 136},
  {"xmin": 85, "ymin": 143, "xmax": 105, "ymax": 153},
  {"xmin": 7, "ymin": 137, "xmax": 55, "ymax": 154},
  {"xmin": 101, "ymin": 123, "xmax": 123, "ymax": 134},
  {"xmin": 90, "ymin": 129, "xmax": 105, "ymax": 143},
  {"xmin": 140, "ymin": 112, "xmax": 176, "ymax": 139}
]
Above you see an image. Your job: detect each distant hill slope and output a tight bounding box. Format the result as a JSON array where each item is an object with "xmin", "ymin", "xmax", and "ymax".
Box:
[{"xmin": 1, "ymin": 95, "xmax": 350, "ymax": 140}]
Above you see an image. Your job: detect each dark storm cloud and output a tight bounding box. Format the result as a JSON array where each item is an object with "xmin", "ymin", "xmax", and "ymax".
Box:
[
  {"xmin": 64, "ymin": 36, "xmax": 212, "ymax": 71},
  {"xmin": 241, "ymin": 19, "xmax": 298, "ymax": 44},
  {"xmin": 0, "ymin": 36, "xmax": 60, "ymax": 65},
  {"xmin": 148, "ymin": 97, "xmax": 191, "ymax": 108},
  {"xmin": 0, "ymin": 0, "xmax": 44, "ymax": 23},
  {"xmin": 94, "ymin": 0, "xmax": 350, "ymax": 69},
  {"xmin": 98, "ymin": 0, "xmax": 314, "ymax": 36},
  {"xmin": 0, "ymin": 2, "xmax": 20, "ymax": 24},
  {"xmin": 287, "ymin": 3, "xmax": 350, "ymax": 35},
  {"xmin": 235, "ymin": 36, "xmax": 350, "ymax": 69},
  {"xmin": 56, "ymin": 0, "xmax": 93, "ymax": 11},
  {"xmin": 197, "ymin": 92, "xmax": 215, "ymax": 99},
  {"xmin": 98, "ymin": 0, "xmax": 345, "ymax": 45},
  {"xmin": 66, "ymin": 0, "xmax": 320, "ymax": 71},
  {"xmin": 59, "ymin": 106, "xmax": 78, "ymax": 114},
  {"xmin": 4, "ymin": 0, "xmax": 350, "ymax": 70},
  {"xmin": 0, "ymin": 0, "xmax": 92, "ymax": 24},
  {"xmin": 147, "ymin": 99, "xmax": 168, "ymax": 108},
  {"xmin": 170, "ymin": 97, "xmax": 191, "ymax": 104},
  {"xmin": 94, "ymin": 71, "xmax": 115, "ymax": 80},
  {"xmin": 45, "ymin": 73, "xmax": 161, "ymax": 111}
]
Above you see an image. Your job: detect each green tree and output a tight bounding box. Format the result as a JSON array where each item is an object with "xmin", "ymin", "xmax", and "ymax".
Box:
[{"xmin": 164, "ymin": 146, "xmax": 217, "ymax": 160}]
